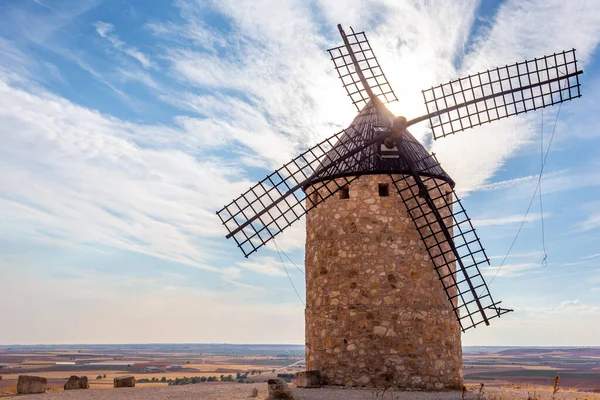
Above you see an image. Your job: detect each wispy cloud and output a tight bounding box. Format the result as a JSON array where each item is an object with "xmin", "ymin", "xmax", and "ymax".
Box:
[
  {"xmin": 481, "ymin": 263, "xmax": 539, "ymax": 277},
  {"xmin": 582, "ymin": 253, "xmax": 600, "ymax": 259},
  {"xmin": 94, "ymin": 21, "xmax": 153, "ymax": 69},
  {"xmin": 578, "ymin": 212, "xmax": 600, "ymax": 232},
  {"xmin": 470, "ymin": 174, "xmax": 539, "ymax": 192},
  {"xmin": 473, "ymin": 214, "xmax": 544, "ymax": 227},
  {"xmin": 0, "ymin": 80, "xmax": 251, "ymax": 273},
  {"xmin": 488, "ymin": 251, "xmax": 544, "ymax": 260},
  {"xmin": 432, "ymin": 0, "xmax": 600, "ymax": 191},
  {"xmin": 524, "ymin": 299, "xmax": 600, "ymax": 315},
  {"xmin": 0, "ymin": 266, "xmax": 302, "ymax": 343},
  {"xmin": 238, "ymin": 257, "xmax": 287, "ymax": 277}
]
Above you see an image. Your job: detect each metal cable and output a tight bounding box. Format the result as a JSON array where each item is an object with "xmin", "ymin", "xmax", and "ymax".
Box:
[
  {"xmin": 539, "ymin": 110, "xmax": 548, "ymax": 267},
  {"xmin": 487, "ymin": 102, "xmax": 562, "ymax": 286},
  {"xmin": 273, "ymin": 241, "xmax": 305, "ymax": 276},
  {"xmin": 273, "ymin": 239, "xmax": 305, "ymax": 306}
]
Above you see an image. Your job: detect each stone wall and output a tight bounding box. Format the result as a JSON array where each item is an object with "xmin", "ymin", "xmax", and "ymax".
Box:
[{"xmin": 304, "ymin": 174, "xmax": 462, "ymax": 390}]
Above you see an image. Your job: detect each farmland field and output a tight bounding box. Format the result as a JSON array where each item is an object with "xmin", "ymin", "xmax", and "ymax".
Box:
[
  {"xmin": 463, "ymin": 347, "xmax": 600, "ymax": 392},
  {"xmin": 0, "ymin": 344, "xmax": 304, "ymax": 394},
  {"xmin": 1, "ymin": 344, "xmax": 599, "ymax": 395}
]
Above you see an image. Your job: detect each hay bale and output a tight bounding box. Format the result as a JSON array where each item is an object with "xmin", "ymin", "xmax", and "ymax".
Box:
[
  {"xmin": 64, "ymin": 375, "xmax": 89, "ymax": 390},
  {"xmin": 296, "ymin": 370, "xmax": 321, "ymax": 388},
  {"xmin": 17, "ymin": 375, "xmax": 47, "ymax": 394},
  {"xmin": 267, "ymin": 378, "xmax": 294, "ymax": 399},
  {"xmin": 114, "ymin": 375, "xmax": 136, "ymax": 388}
]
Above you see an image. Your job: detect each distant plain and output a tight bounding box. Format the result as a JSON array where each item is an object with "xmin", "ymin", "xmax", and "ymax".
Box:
[{"xmin": 1, "ymin": 344, "xmax": 599, "ymax": 396}]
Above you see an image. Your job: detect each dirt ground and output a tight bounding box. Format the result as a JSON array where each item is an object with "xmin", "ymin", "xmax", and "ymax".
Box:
[{"xmin": 2, "ymin": 383, "xmax": 600, "ymax": 400}]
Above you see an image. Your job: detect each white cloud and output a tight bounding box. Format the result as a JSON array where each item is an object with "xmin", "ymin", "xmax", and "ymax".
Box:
[
  {"xmin": 94, "ymin": 21, "xmax": 153, "ymax": 69},
  {"xmin": 559, "ymin": 299, "xmax": 583, "ymax": 308},
  {"xmin": 488, "ymin": 251, "xmax": 544, "ymax": 260},
  {"xmin": 481, "ymin": 263, "xmax": 539, "ymax": 277},
  {"xmin": 0, "ymin": 267, "xmax": 303, "ymax": 344},
  {"xmin": 517, "ymin": 299, "xmax": 600, "ymax": 316},
  {"xmin": 0, "ymin": 80, "xmax": 255, "ymax": 273},
  {"xmin": 238, "ymin": 256, "xmax": 286, "ymax": 276},
  {"xmin": 579, "ymin": 212, "xmax": 600, "ymax": 232},
  {"xmin": 582, "ymin": 253, "xmax": 600, "ymax": 259},
  {"xmin": 432, "ymin": 0, "xmax": 600, "ymax": 191},
  {"xmin": 464, "ymin": 298, "xmax": 600, "ymax": 346},
  {"xmin": 464, "ymin": 0, "xmax": 600, "ymax": 69},
  {"xmin": 473, "ymin": 214, "xmax": 543, "ymax": 227},
  {"xmin": 135, "ymin": 0, "xmax": 600, "ymax": 195},
  {"xmin": 470, "ymin": 174, "xmax": 539, "ymax": 192}
]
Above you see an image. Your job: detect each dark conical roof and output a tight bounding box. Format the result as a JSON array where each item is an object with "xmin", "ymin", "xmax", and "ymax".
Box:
[{"xmin": 311, "ymin": 100, "xmax": 455, "ymax": 187}]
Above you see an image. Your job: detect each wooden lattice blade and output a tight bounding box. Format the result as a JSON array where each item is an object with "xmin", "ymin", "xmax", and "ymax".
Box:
[
  {"xmin": 421, "ymin": 49, "xmax": 583, "ymax": 139},
  {"xmin": 328, "ymin": 27, "xmax": 398, "ymax": 111},
  {"xmin": 216, "ymin": 127, "xmax": 386, "ymax": 257},
  {"xmin": 389, "ymin": 152, "xmax": 512, "ymax": 331}
]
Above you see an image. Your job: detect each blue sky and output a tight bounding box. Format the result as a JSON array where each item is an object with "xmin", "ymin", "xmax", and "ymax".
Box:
[{"xmin": 0, "ymin": 0, "xmax": 599, "ymax": 345}]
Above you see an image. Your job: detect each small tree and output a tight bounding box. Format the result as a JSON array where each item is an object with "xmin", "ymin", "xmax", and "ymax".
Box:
[
  {"xmin": 103, "ymin": 374, "xmax": 106, "ymax": 378},
  {"xmin": 96, "ymin": 375, "xmax": 103, "ymax": 380},
  {"xmin": 161, "ymin": 377, "xmax": 166, "ymax": 382}
]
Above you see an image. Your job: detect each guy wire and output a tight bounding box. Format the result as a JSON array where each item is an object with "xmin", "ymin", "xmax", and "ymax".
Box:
[
  {"xmin": 273, "ymin": 239, "xmax": 305, "ymax": 306},
  {"xmin": 487, "ymin": 102, "xmax": 562, "ymax": 287}
]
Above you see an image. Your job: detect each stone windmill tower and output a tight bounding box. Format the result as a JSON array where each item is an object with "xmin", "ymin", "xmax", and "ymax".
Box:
[{"xmin": 217, "ymin": 25, "xmax": 582, "ymax": 389}]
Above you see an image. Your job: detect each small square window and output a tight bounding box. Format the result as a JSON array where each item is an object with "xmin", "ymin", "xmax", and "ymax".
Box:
[
  {"xmin": 378, "ymin": 183, "xmax": 389, "ymax": 197},
  {"xmin": 311, "ymin": 193, "xmax": 319, "ymax": 206},
  {"xmin": 339, "ymin": 186, "xmax": 349, "ymax": 199}
]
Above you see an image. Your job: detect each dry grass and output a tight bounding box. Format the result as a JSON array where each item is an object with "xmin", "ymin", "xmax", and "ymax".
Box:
[
  {"xmin": 0, "ymin": 381, "xmax": 16, "ymax": 396},
  {"xmin": 468, "ymin": 380, "xmax": 600, "ymax": 400},
  {"xmin": 0, "ymin": 359, "xmax": 285, "ymax": 395}
]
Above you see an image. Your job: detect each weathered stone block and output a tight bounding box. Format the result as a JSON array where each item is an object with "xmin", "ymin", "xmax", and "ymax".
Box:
[
  {"xmin": 17, "ymin": 375, "xmax": 47, "ymax": 394},
  {"xmin": 296, "ymin": 370, "xmax": 321, "ymax": 388},
  {"xmin": 64, "ymin": 375, "xmax": 89, "ymax": 390},
  {"xmin": 114, "ymin": 375, "xmax": 135, "ymax": 388},
  {"xmin": 267, "ymin": 378, "xmax": 294, "ymax": 399}
]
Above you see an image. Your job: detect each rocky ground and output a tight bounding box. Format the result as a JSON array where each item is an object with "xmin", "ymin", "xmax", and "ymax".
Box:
[{"xmin": 2, "ymin": 383, "xmax": 600, "ymax": 400}]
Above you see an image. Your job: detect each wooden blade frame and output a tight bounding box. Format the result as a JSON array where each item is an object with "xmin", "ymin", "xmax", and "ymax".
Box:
[
  {"xmin": 217, "ymin": 127, "xmax": 389, "ymax": 257},
  {"xmin": 390, "ymin": 146, "xmax": 512, "ymax": 331},
  {"xmin": 328, "ymin": 25, "xmax": 398, "ymax": 111},
  {"xmin": 420, "ymin": 49, "xmax": 582, "ymax": 139}
]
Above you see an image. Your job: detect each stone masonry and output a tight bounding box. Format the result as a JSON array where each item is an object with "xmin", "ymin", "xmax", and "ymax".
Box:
[{"xmin": 305, "ymin": 174, "xmax": 462, "ymax": 390}]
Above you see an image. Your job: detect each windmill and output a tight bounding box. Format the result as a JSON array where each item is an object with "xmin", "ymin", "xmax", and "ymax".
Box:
[{"xmin": 217, "ymin": 25, "xmax": 583, "ymax": 389}]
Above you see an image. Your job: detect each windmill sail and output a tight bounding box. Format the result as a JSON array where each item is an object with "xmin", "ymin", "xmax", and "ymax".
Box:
[
  {"xmin": 389, "ymin": 147, "xmax": 511, "ymax": 331},
  {"xmin": 216, "ymin": 126, "xmax": 389, "ymax": 257},
  {"xmin": 328, "ymin": 26, "xmax": 398, "ymax": 111},
  {"xmin": 421, "ymin": 49, "xmax": 583, "ymax": 139}
]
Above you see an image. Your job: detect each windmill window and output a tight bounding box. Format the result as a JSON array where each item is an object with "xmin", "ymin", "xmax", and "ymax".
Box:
[
  {"xmin": 311, "ymin": 192, "xmax": 319, "ymax": 206},
  {"xmin": 378, "ymin": 183, "xmax": 389, "ymax": 197},
  {"xmin": 339, "ymin": 186, "xmax": 350, "ymax": 199}
]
